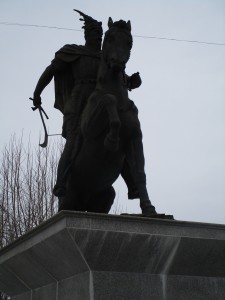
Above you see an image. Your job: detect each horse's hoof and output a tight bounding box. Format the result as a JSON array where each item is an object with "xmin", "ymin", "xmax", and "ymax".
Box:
[
  {"xmin": 141, "ymin": 203, "xmax": 157, "ymax": 216},
  {"xmin": 104, "ymin": 135, "xmax": 120, "ymax": 152}
]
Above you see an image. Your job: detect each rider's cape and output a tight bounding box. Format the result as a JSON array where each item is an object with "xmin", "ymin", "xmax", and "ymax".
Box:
[{"xmin": 52, "ymin": 44, "xmax": 100, "ymax": 114}]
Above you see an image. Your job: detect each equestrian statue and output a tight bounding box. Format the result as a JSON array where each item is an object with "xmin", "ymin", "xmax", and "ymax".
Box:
[{"xmin": 31, "ymin": 10, "xmax": 160, "ymax": 216}]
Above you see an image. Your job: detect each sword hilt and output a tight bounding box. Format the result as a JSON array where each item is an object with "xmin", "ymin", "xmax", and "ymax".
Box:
[
  {"xmin": 29, "ymin": 96, "xmax": 49, "ymax": 148},
  {"xmin": 29, "ymin": 97, "xmax": 49, "ymax": 119}
]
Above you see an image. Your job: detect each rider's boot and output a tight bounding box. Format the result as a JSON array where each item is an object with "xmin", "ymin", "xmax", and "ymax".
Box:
[
  {"xmin": 53, "ymin": 184, "xmax": 66, "ymax": 197},
  {"xmin": 53, "ymin": 160, "xmax": 70, "ymax": 197}
]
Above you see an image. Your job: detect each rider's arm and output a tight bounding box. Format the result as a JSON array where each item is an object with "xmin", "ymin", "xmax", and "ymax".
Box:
[
  {"xmin": 33, "ymin": 59, "xmax": 67, "ymax": 107},
  {"xmin": 33, "ymin": 64, "xmax": 55, "ymax": 106}
]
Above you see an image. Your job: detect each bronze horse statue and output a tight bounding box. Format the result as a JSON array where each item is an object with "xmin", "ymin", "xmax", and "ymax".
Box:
[{"xmin": 59, "ymin": 18, "xmax": 157, "ymax": 215}]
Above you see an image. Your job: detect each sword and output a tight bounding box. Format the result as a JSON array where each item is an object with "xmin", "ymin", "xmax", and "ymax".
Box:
[{"xmin": 29, "ymin": 97, "xmax": 49, "ymax": 148}]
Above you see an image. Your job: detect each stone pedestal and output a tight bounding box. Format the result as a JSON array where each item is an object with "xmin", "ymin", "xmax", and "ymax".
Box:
[{"xmin": 0, "ymin": 211, "xmax": 225, "ymax": 299}]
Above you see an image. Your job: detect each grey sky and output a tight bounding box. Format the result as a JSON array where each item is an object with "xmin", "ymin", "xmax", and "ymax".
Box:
[{"xmin": 0, "ymin": 0, "xmax": 225, "ymax": 223}]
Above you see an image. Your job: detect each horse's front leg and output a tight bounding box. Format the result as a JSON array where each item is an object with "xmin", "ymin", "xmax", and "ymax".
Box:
[
  {"xmin": 101, "ymin": 94, "xmax": 121, "ymax": 152},
  {"xmin": 126, "ymin": 137, "xmax": 157, "ymax": 215}
]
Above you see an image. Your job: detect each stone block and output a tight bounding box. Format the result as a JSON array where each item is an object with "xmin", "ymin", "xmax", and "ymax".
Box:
[
  {"xmin": 32, "ymin": 283, "xmax": 57, "ymax": 300},
  {"xmin": 0, "ymin": 211, "xmax": 224, "ymax": 299},
  {"xmin": 11, "ymin": 291, "xmax": 31, "ymax": 300},
  {"xmin": 58, "ymin": 271, "xmax": 92, "ymax": 300}
]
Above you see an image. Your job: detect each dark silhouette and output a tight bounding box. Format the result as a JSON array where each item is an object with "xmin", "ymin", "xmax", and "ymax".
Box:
[
  {"xmin": 32, "ymin": 10, "xmax": 142, "ymax": 200},
  {"xmin": 32, "ymin": 11, "xmax": 158, "ymax": 215},
  {"xmin": 57, "ymin": 18, "xmax": 157, "ymax": 215}
]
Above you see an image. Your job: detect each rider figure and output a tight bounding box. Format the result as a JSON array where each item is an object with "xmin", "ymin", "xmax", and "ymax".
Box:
[{"xmin": 32, "ymin": 10, "xmax": 142, "ymax": 198}]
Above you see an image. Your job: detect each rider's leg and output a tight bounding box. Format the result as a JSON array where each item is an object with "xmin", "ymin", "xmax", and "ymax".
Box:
[
  {"xmin": 53, "ymin": 116, "xmax": 81, "ymax": 197},
  {"xmin": 53, "ymin": 135, "xmax": 75, "ymax": 196}
]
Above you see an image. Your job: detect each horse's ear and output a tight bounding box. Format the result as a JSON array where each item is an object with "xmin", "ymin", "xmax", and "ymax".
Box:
[
  {"xmin": 108, "ymin": 17, "xmax": 113, "ymax": 28},
  {"xmin": 127, "ymin": 20, "xmax": 131, "ymax": 31}
]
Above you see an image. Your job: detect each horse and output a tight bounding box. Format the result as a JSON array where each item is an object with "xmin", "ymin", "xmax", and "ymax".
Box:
[{"xmin": 58, "ymin": 18, "xmax": 157, "ymax": 215}]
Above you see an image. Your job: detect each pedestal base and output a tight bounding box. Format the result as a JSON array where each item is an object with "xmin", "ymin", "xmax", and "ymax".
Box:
[{"xmin": 0, "ymin": 211, "xmax": 225, "ymax": 299}]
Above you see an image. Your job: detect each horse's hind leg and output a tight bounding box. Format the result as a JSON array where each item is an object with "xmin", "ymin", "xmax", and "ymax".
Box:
[{"xmin": 87, "ymin": 186, "xmax": 115, "ymax": 213}]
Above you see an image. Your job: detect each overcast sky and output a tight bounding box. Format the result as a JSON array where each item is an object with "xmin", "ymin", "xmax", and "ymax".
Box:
[{"xmin": 0, "ymin": 0, "xmax": 225, "ymax": 224}]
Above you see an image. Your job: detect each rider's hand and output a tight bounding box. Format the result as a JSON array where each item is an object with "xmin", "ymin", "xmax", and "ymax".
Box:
[
  {"xmin": 129, "ymin": 72, "xmax": 142, "ymax": 90},
  {"xmin": 33, "ymin": 94, "xmax": 42, "ymax": 107}
]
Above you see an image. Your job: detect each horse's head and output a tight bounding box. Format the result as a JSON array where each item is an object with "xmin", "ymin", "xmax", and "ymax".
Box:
[{"xmin": 102, "ymin": 18, "xmax": 133, "ymax": 72}]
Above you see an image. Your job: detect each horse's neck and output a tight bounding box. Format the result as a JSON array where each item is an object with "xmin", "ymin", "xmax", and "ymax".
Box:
[{"xmin": 96, "ymin": 58, "xmax": 127, "ymax": 93}]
